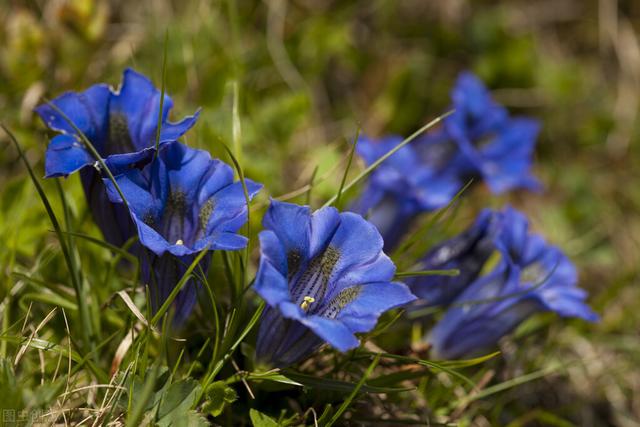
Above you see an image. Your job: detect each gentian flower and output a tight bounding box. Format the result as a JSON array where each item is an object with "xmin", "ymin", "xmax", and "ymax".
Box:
[
  {"xmin": 35, "ymin": 68, "xmax": 200, "ymax": 246},
  {"xmin": 253, "ymin": 200, "xmax": 416, "ymax": 367},
  {"xmin": 104, "ymin": 142, "xmax": 262, "ymax": 324},
  {"xmin": 406, "ymin": 209, "xmax": 504, "ymax": 307},
  {"xmin": 427, "ymin": 207, "xmax": 598, "ymax": 359},
  {"xmin": 444, "ymin": 72, "xmax": 541, "ymax": 194},
  {"xmin": 351, "ymin": 135, "xmax": 461, "ymax": 250},
  {"xmin": 352, "ymin": 72, "xmax": 540, "ymax": 250}
]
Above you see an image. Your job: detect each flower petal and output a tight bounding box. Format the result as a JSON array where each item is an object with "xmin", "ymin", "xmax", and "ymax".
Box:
[
  {"xmin": 205, "ymin": 179, "xmax": 263, "ymax": 235},
  {"xmin": 44, "ymin": 134, "xmax": 95, "ymax": 177},
  {"xmin": 336, "ymin": 281, "xmax": 416, "ymax": 333},
  {"xmin": 327, "ymin": 212, "xmax": 385, "ymax": 277},
  {"xmin": 308, "ymin": 206, "xmax": 341, "ymax": 259},
  {"xmin": 35, "ymin": 84, "xmax": 110, "ymax": 141},
  {"xmin": 110, "ymin": 68, "xmax": 172, "ymax": 150},
  {"xmin": 257, "ymin": 230, "xmax": 287, "ymax": 275},
  {"xmin": 262, "ymin": 200, "xmax": 312, "ymax": 261},
  {"xmin": 253, "ymin": 254, "xmax": 291, "ymax": 308},
  {"xmin": 299, "ymin": 315, "xmax": 360, "ymax": 352}
]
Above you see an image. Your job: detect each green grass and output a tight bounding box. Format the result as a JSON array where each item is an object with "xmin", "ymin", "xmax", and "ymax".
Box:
[{"xmin": 0, "ymin": 0, "xmax": 638, "ymax": 425}]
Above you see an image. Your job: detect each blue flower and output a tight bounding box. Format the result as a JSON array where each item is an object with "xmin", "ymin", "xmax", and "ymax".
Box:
[
  {"xmin": 352, "ymin": 72, "xmax": 541, "ymax": 250},
  {"xmin": 444, "ymin": 72, "xmax": 541, "ymax": 193},
  {"xmin": 35, "ymin": 68, "xmax": 199, "ymax": 177},
  {"xmin": 253, "ymin": 200, "xmax": 416, "ymax": 367},
  {"xmin": 35, "ymin": 68, "xmax": 200, "ymax": 246},
  {"xmin": 104, "ymin": 142, "xmax": 262, "ymax": 324},
  {"xmin": 351, "ymin": 135, "xmax": 461, "ymax": 249},
  {"xmin": 407, "ymin": 209, "xmax": 504, "ymax": 307},
  {"xmin": 427, "ymin": 207, "xmax": 598, "ymax": 359}
]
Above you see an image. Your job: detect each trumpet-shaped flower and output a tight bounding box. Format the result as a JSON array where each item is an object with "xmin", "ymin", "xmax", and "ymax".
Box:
[
  {"xmin": 104, "ymin": 142, "xmax": 262, "ymax": 324},
  {"xmin": 254, "ymin": 200, "xmax": 416, "ymax": 367},
  {"xmin": 351, "ymin": 134, "xmax": 461, "ymax": 249},
  {"xmin": 407, "ymin": 209, "xmax": 504, "ymax": 307},
  {"xmin": 35, "ymin": 68, "xmax": 199, "ymax": 246},
  {"xmin": 444, "ymin": 72, "xmax": 541, "ymax": 193},
  {"xmin": 427, "ymin": 207, "xmax": 598, "ymax": 359},
  {"xmin": 352, "ymin": 72, "xmax": 540, "ymax": 250}
]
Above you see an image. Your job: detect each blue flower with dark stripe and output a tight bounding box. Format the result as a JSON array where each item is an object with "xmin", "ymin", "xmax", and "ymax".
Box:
[
  {"xmin": 104, "ymin": 142, "xmax": 261, "ymax": 324},
  {"xmin": 427, "ymin": 207, "xmax": 598, "ymax": 359},
  {"xmin": 254, "ymin": 200, "xmax": 416, "ymax": 367},
  {"xmin": 35, "ymin": 68, "xmax": 199, "ymax": 246}
]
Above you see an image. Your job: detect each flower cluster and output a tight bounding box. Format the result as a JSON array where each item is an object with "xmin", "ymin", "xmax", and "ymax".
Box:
[
  {"xmin": 352, "ymin": 72, "xmax": 540, "ymax": 250},
  {"xmin": 37, "ymin": 69, "xmax": 259, "ymax": 324},
  {"xmin": 37, "ymin": 68, "xmax": 596, "ymax": 368},
  {"xmin": 36, "ymin": 69, "xmax": 200, "ymax": 247},
  {"xmin": 412, "ymin": 207, "xmax": 598, "ymax": 359}
]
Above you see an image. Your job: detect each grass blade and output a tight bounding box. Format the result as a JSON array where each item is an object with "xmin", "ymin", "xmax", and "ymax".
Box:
[
  {"xmin": 58, "ymin": 231, "xmax": 138, "ymax": 263},
  {"xmin": 324, "ymin": 353, "xmax": 381, "ymax": 427},
  {"xmin": 322, "ymin": 111, "xmax": 454, "ymax": 209},
  {"xmin": 195, "ymin": 301, "xmax": 265, "ymax": 407},
  {"xmin": 393, "ymin": 178, "xmax": 474, "ymax": 259},
  {"xmin": 305, "ymin": 165, "xmax": 319, "ymax": 206},
  {"xmin": 279, "ymin": 370, "xmax": 410, "ymax": 394},
  {"xmin": 395, "ymin": 269, "xmax": 460, "ymax": 278},
  {"xmin": 334, "ymin": 127, "xmax": 360, "ymax": 207},
  {"xmin": 356, "ymin": 351, "xmax": 476, "ymax": 388},
  {"xmin": 154, "ymin": 30, "xmax": 169, "ymax": 159},
  {"xmin": 2, "ymin": 124, "xmax": 95, "ymax": 356},
  {"xmin": 150, "ymin": 246, "xmax": 211, "ymax": 325},
  {"xmin": 41, "ymin": 100, "xmax": 132, "ymax": 214},
  {"xmin": 232, "ymin": 80, "xmax": 243, "ymax": 167},
  {"xmin": 221, "ymin": 142, "xmax": 253, "ymax": 291},
  {"xmin": 454, "ymin": 365, "xmax": 559, "ymax": 406}
]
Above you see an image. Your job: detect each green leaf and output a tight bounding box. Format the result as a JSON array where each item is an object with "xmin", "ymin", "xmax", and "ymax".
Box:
[
  {"xmin": 394, "ymin": 269, "xmax": 460, "ymax": 278},
  {"xmin": 157, "ymin": 380, "xmax": 201, "ymax": 425},
  {"xmin": 366, "ymin": 368, "xmax": 430, "ymax": 388},
  {"xmin": 243, "ymin": 371, "xmax": 303, "ymax": 387},
  {"xmin": 202, "ymin": 381, "xmax": 238, "ymax": 417},
  {"xmin": 161, "ymin": 411, "xmax": 210, "ymax": 427},
  {"xmin": 0, "ymin": 359, "xmax": 23, "ymax": 412},
  {"xmin": 355, "ymin": 351, "xmax": 476, "ymax": 387},
  {"xmin": 249, "ymin": 409, "xmax": 279, "ymax": 427},
  {"xmin": 281, "ymin": 370, "xmax": 411, "ymax": 394},
  {"xmin": 126, "ymin": 364, "xmax": 164, "ymax": 427},
  {"xmin": 20, "ymin": 291, "xmax": 78, "ymax": 312},
  {"xmin": 437, "ymin": 351, "xmax": 501, "ymax": 369},
  {"xmin": 453, "ymin": 366, "xmax": 560, "ymax": 407},
  {"xmin": 195, "ymin": 301, "xmax": 265, "ymax": 408}
]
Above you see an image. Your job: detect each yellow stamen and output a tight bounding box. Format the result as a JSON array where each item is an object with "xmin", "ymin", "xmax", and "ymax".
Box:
[
  {"xmin": 300, "ymin": 296, "xmax": 315, "ymax": 311},
  {"xmin": 176, "ymin": 239, "xmax": 184, "ymax": 245}
]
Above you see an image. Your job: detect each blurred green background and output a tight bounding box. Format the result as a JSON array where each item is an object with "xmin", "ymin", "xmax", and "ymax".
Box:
[{"xmin": 1, "ymin": 0, "xmax": 639, "ymax": 425}]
